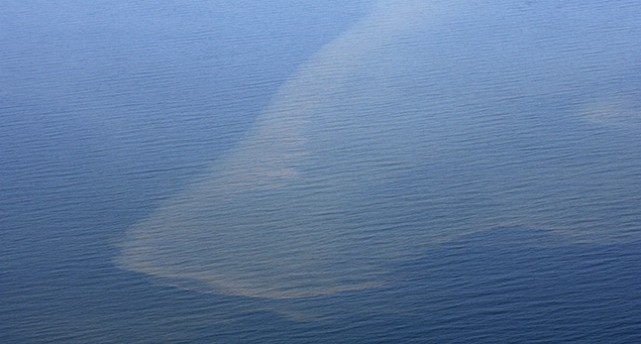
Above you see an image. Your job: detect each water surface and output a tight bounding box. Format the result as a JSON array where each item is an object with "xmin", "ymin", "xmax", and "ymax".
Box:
[{"xmin": 2, "ymin": 0, "xmax": 641, "ymax": 342}]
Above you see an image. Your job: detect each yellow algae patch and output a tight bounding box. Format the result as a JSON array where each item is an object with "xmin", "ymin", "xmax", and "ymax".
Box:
[{"xmin": 116, "ymin": 0, "xmax": 444, "ymax": 299}]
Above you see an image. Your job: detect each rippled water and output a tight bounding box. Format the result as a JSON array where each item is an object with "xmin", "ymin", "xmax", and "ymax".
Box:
[{"xmin": 2, "ymin": 0, "xmax": 641, "ymax": 342}]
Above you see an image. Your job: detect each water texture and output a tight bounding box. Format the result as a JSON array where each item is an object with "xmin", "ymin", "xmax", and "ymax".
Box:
[{"xmin": 2, "ymin": 0, "xmax": 641, "ymax": 342}]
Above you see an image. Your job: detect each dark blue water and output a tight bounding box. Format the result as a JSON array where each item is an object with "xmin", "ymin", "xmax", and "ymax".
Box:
[{"xmin": 2, "ymin": 1, "xmax": 641, "ymax": 342}]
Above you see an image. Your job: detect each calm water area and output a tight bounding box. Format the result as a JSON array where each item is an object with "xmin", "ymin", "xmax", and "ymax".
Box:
[{"xmin": 2, "ymin": 0, "xmax": 641, "ymax": 342}]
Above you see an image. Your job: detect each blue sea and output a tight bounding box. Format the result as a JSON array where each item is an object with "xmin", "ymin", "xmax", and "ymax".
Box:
[{"xmin": 2, "ymin": 0, "xmax": 641, "ymax": 342}]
